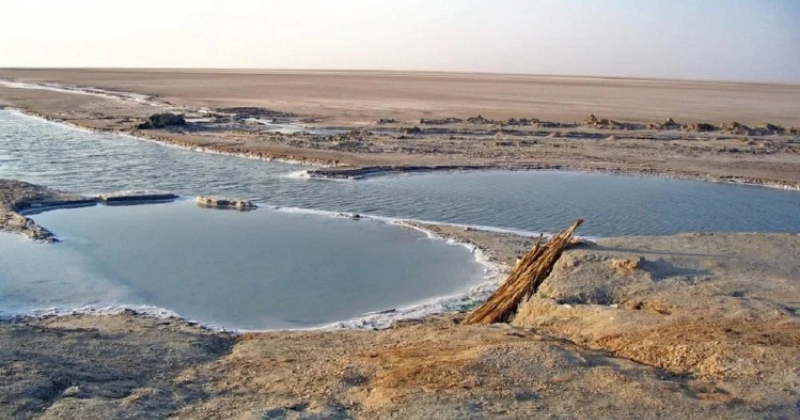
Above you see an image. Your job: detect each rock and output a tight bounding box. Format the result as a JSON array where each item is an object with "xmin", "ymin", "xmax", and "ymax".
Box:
[
  {"xmin": 195, "ymin": 196, "xmax": 256, "ymax": 210},
  {"xmin": 137, "ymin": 113, "xmax": 187, "ymax": 129},
  {"xmin": 467, "ymin": 115, "xmax": 493, "ymax": 125},
  {"xmin": 419, "ymin": 117, "xmax": 463, "ymax": 125},
  {"xmin": 611, "ymin": 257, "xmax": 644, "ymax": 271},
  {"xmin": 61, "ymin": 386, "xmax": 87, "ymax": 399},
  {"xmin": 720, "ymin": 121, "xmax": 751, "ymax": 135},
  {"xmin": 682, "ymin": 122, "xmax": 718, "ymax": 132},
  {"xmin": 649, "ymin": 118, "xmax": 681, "ymax": 130},
  {"xmin": 216, "ymin": 107, "xmax": 296, "ymax": 120},
  {"xmin": 98, "ymin": 193, "xmax": 178, "ymax": 204}
]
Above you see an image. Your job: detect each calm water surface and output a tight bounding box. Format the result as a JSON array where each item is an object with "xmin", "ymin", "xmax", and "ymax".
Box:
[
  {"xmin": 0, "ymin": 111, "xmax": 800, "ymax": 236},
  {"xmin": 2, "ymin": 110, "xmax": 799, "ymax": 236},
  {"xmin": 0, "ymin": 202, "xmax": 485, "ymax": 329}
]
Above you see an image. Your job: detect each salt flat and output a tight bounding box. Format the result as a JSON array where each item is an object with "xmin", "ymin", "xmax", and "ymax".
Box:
[{"xmin": 2, "ymin": 69, "xmax": 800, "ymax": 126}]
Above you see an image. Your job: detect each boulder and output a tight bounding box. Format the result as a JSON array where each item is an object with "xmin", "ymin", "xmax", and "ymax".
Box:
[{"xmin": 137, "ymin": 113, "xmax": 187, "ymax": 129}]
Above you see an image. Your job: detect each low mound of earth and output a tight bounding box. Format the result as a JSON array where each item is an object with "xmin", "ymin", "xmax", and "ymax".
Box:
[
  {"xmin": 2, "ymin": 208, "xmax": 799, "ymax": 418},
  {"xmin": 512, "ymin": 233, "xmax": 800, "ymax": 386}
]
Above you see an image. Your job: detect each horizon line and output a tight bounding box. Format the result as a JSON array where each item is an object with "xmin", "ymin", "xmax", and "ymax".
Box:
[{"xmin": 1, "ymin": 67, "xmax": 798, "ymax": 88}]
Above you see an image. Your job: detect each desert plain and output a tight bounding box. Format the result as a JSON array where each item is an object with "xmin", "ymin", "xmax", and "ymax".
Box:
[{"xmin": 1, "ymin": 70, "xmax": 800, "ymax": 419}]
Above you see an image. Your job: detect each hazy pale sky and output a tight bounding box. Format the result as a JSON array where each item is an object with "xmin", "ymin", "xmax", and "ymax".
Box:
[{"xmin": 2, "ymin": 0, "xmax": 799, "ymax": 83}]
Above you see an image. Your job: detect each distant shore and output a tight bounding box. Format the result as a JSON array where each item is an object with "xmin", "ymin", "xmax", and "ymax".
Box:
[
  {"xmin": 2, "ymin": 89, "xmax": 800, "ymax": 191},
  {"xmin": 1, "ymin": 71, "xmax": 799, "ymax": 193}
]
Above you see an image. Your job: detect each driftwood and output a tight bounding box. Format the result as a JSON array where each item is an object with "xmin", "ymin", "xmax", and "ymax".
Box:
[{"xmin": 463, "ymin": 219, "xmax": 584, "ymax": 325}]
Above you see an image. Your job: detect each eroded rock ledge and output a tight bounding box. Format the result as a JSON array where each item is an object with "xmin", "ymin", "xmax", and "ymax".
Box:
[
  {"xmin": 0, "ymin": 180, "xmax": 92, "ymax": 241},
  {"xmin": 195, "ymin": 196, "xmax": 256, "ymax": 210},
  {"xmin": 0, "ymin": 180, "xmax": 181, "ymax": 241}
]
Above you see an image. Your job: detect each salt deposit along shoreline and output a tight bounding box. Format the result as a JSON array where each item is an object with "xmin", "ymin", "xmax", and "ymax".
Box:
[
  {"xmin": 2, "ymin": 179, "xmax": 800, "ymax": 418},
  {"xmin": 2, "ymin": 77, "xmax": 800, "ymax": 192},
  {"xmin": 0, "ymin": 180, "xmax": 506, "ymax": 332}
]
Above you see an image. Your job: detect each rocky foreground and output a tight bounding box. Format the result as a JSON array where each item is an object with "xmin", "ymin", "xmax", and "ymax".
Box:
[{"xmin": 1, "ymin": 185, "xmax": 799, "ymax": 418}]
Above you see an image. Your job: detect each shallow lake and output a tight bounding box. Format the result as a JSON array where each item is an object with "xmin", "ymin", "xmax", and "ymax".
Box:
[{"xmin": 0, "ymin": 201, "xmax": 486, "ymax": 329}]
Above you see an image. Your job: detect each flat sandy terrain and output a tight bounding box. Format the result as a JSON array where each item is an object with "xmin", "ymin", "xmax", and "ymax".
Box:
[{"xmin": 2, "ymin": 69, "xmax": 800, "ymax": 126}]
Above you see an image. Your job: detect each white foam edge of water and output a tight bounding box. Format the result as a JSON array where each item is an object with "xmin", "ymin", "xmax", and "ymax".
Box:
[
  {"xmin": 238, "ymin": 205, "xmax": 511, "ymax": 332},
  {"xmin": 4, "ymin": 107, "xmax": 799, "ymax": 193},
  {"xmin": 1, "ymin": 108, "xmax": 334, "ymax": 169},
  {"xmin": 7, "ymin": 199, "xmax": 540, "ymax": 333},
  {"xmin": 261, "ymin": 203, "xmax": 601, "ymax": 242},
  {"xmin": 0, "ymin": 78, "xmax": 164, "ymax": 107},
  {"xmin": 4, "ymin": 107, "xmax": 797, "ymax": 328},
  {"xmin": 289, "ymin": 160, "xmax": 800, "ymax": 193},
  {"xmin": 280, "ymin": 169, "xmax": 356, "ymax": 182},
  {"xmin": 14, "ymin": 192, "xmax": 599, "ymax": 332}
]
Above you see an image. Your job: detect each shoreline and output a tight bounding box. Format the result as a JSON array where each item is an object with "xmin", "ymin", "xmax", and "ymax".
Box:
[
  {"xmin": 303, "ymin": 164, "xmax": 800, "ymax": 192},
  {"xmin": 1, "ymin": 76, "xmax": 800, "ymax": 192},
  {"xmin": 2, "ymin": 107, "xmax": 341, "ymax": 169},
  {"xmin": 3, "ymin": 225, "xmax": 799, "ymax": 418},
  {"xmin": 5, "ymin": 106, "xmax": 800, "ymax": 193},
  {"xmin": 0, "ymin": 182, "xmax": 509, "ymax": 332}
]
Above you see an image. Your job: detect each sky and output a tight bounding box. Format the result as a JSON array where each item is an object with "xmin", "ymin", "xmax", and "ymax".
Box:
[{"xmin": 1, "ymin": 0, "xmax": 799, "ymax": 83}]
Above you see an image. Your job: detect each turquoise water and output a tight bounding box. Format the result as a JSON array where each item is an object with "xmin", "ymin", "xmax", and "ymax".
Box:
[
  {"xmin": 0, "ymin": 202, "xmax": 486, "ymax": 330},
  {"xmin": 1, "ymin": 109, "xmax": 799, "ymax": 236}
]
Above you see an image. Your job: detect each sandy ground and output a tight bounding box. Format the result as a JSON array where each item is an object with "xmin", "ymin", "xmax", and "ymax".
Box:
[
  {"xmin": 1, "ymin": 71, "xmax": 799, "ymax": 189},
  {"xmin": 2, "ymin": 211, "xmax": 799, "ymax": 419},
  {"xmin": 2, "ymin": 69, "xmax": 800, "ymax": 126}
]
